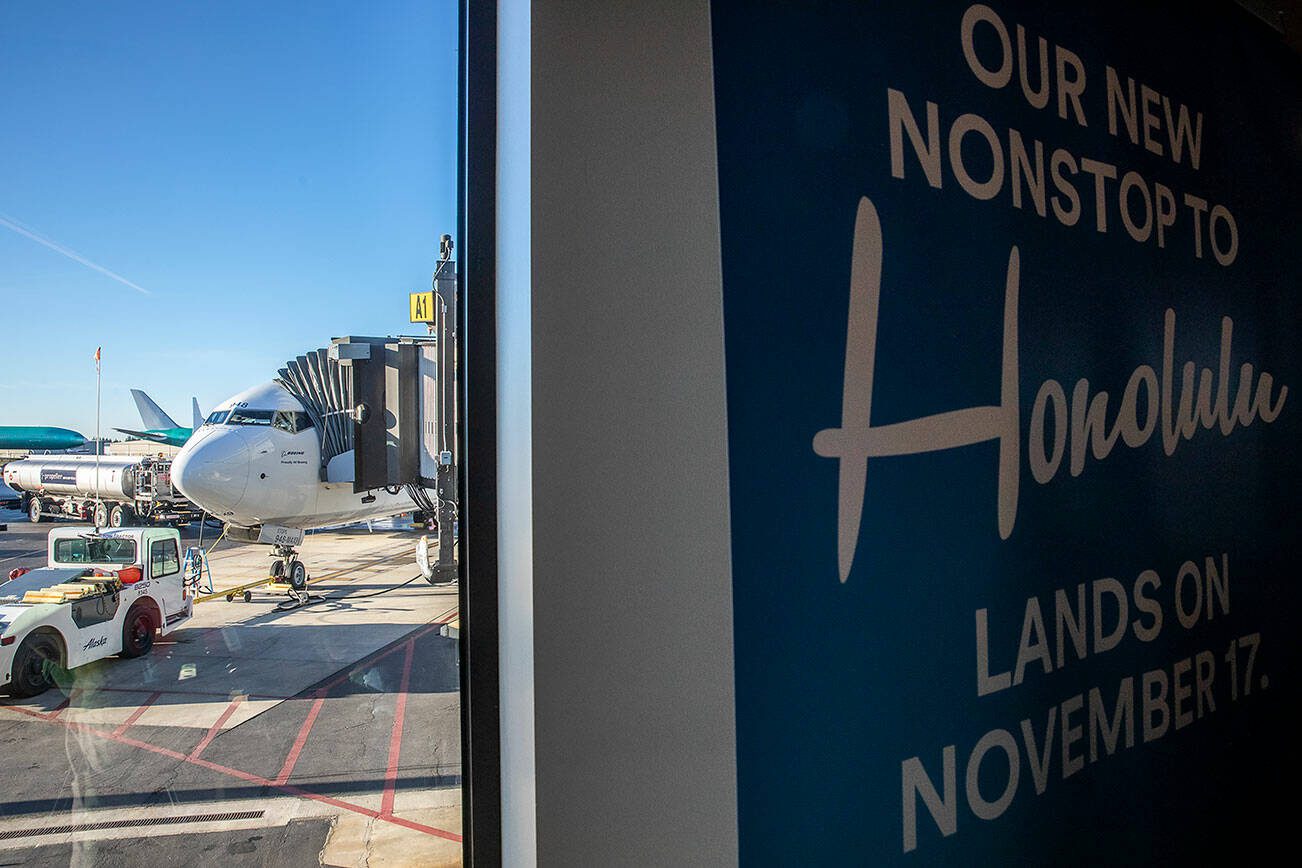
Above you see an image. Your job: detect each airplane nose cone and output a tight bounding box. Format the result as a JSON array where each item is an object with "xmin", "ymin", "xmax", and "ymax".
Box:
[{"xmin": 172, "ymin": 429, "xmax": 251, "ymax": 515}]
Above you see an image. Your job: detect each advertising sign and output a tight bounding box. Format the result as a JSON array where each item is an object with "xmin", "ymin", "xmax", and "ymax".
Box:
[
  {"xmin": 39, "ymin": 469, "xmax": 78, "ymax": 486},
  {"xmin": 712, "ymin": 2, "xmax": 1300, "ymax": 861}
]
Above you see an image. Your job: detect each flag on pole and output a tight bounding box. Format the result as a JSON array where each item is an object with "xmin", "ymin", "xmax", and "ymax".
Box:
[{"xmin": 94, "ymin": 346, "xmax": 101, "ymax": 371}]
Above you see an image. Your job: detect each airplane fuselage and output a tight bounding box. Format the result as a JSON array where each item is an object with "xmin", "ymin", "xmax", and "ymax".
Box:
[
  {"xmin": 172, "ymin": 382, "xmax": 412, "ymax": 530},
  {"xmin": 0, "ymin": 426, "xmax": 87, "ymax": 451}
]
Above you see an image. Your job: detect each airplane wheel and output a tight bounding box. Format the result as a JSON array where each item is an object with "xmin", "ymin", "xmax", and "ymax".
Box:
[
  {"xmin": 288, "ymin": 560, "xmax": 307, "ymax": 592},
  {"xmin": 10, "ymin": 633, "xmax": 64, "ymax": 698},
  {"xmin": 28, "ymin": 497, "xmax": 45, "ymax": 524},
  {"xmin": 119, "ymin": 604, "xmax": 156, "ymax": 658},
  {"xmin": 93, "ymin": 502, "xmax": 110, "ymax": 527},
  {"xmin": 270, "ymin": 560, "xmax": 285, "ymax": 580}
]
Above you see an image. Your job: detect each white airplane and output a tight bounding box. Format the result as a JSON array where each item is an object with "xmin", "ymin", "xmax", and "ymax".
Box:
[{"xmin": 171, "ymin": 379, "xmax": 414, "ymax": 590}]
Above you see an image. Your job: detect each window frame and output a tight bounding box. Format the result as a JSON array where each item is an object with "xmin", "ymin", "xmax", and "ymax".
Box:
[
  {"xmin": 459, "ymin": 1, "xmax": 503, "ymax": 862},
  {"xmin": 149, "ymin": 538, "xmax": 180, "ymax": 579},
  {"xmin": 53, "ymin": 537, "xmax": 138, "ymax": 565}
]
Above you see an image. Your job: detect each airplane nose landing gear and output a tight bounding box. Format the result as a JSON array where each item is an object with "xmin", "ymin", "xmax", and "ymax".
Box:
[{"xmin": 270, "ymin": 544, "xmax": 310, "ymax": 604}]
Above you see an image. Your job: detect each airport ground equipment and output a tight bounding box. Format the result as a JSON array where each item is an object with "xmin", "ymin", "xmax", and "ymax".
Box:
[
  {"xmin": 3, "ymin": 454, "xmax": 201, "ymax": 527},
  {"xmin": 0, "ymin": 525, "xmax": 196, "ymax": 697},
  {"xmin": 182, "ymin": 545, "xmax": 215, "ymax": 595}
]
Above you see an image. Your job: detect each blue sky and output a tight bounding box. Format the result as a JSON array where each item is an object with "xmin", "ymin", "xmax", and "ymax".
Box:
[{"xmin": 0, "ymin": 2, "xmax": 458, "ymax": 435}]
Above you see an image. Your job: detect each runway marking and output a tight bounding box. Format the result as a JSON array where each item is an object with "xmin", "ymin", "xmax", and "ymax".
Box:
[
  {"xmin": 188, "ymin": 696, "xmax": 245, "ymax": 760},
  {"xmin": 381, "ymin": 639, "xmax": 416, "ymax": 816},
  {"xmin": 0, "ymin": 614, "xmax": 464, "ymax": 843},
  {"xmin": 274, "ymin": 692, "xmax": 326, "ymax": 786},
  {"xmin": 112, "ymin": 690, "xmax": 162, "ymax": 737},
  {"xmin": 0, "ymin": 549, "xmax": 46, "ymax": 566},
  {"xmin": 0, "ymin": 702, "xmax": 463, "ymax": 843}
]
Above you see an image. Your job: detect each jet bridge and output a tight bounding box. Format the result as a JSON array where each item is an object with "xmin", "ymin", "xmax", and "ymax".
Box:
[
  {"xmin": 269, "ymin": 248, "xmax": 458, "ymax": 584},
  {"xmin": 271, "ymin": 247, "xmax": 460, "ymax": 584}
]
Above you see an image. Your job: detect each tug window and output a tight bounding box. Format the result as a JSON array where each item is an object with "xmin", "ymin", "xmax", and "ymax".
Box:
[
  {"xmin": 54, "ymin": 537, "xmax": 137, "ymax": 565},
  {"xmin": 150, "ymin": 539, "xmax": 180, "ymax": 578}
]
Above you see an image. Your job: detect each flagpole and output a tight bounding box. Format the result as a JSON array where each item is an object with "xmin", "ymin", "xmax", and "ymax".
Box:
[{"xmin": 95, "ymin": 346, "xmax": 102, "ymax": 529}]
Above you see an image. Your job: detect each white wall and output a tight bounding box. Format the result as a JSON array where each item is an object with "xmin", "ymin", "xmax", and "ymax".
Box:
[{"xmin": 503, "ymin": 1, "xmax": 740, "ymax": 864}]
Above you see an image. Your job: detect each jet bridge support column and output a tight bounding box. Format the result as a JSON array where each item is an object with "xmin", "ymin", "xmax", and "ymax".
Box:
[{"xmin": 430, "ymin": 247, "xmax": 459, "ymax": 584}]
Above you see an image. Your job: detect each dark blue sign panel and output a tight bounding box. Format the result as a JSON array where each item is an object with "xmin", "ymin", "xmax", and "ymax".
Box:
[
  {"xmin": 39, "ymin": 468, "xmax": 78, "ymax": 486},
  {"xmin": 712, "ymin": 2, "xmax": 1300, "ymax": 862}
]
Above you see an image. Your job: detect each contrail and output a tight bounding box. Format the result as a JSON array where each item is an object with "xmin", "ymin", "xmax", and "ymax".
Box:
[{"xmin": 0, "ymin": 212, "xmax": 152, "ymax": 295}]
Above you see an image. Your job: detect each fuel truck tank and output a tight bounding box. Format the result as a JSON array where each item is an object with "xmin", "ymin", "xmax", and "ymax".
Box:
[{"xmin": 3, "ymin": 455, "xmax": 144, "ymax": 501}]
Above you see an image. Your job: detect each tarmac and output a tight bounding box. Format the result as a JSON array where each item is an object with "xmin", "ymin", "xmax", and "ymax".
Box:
[{"xmin": 0, "ymin": 510, "xmax": 463, "ymax": 866}]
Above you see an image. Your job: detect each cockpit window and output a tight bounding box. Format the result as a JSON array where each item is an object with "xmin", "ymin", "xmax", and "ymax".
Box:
[
  {"xmin": 204, "ymin": 410, "xmax": 231, "ymax": 426},
  {"xmin": 272, "ymin": 410, "xmax": 315, "ymax": 433},
  {"xmin": 228, "ymin": 409, "xmax": 274, "ymax": 426}
]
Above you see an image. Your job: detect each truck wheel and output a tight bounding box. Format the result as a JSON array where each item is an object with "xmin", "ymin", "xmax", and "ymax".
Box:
[
  {"xmin": 10, "ymin": 634, "xmax": 64, "ymax": 698},
  {"xmin": 119, "ymin": 604, "xmax": 156, "ymax": 658},
  {"xmin": 93, "ymin": 502, "xmax": 110, "ymax": 527},
  {"xmin": 109, "ymin": 505, "xmax": 131, "ymax": 528},
  {"xmin": 288, "ymin": 560, "xmax": 307, "ymax": 592},
  {"xmin": 28, "ymin": 497, "xmax": 44, "ymax": 524}
]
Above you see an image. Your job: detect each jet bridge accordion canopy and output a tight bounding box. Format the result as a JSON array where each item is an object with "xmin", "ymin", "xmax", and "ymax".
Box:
[{"xmin": 275, "ymin": 348, "xmax": 355, "ymax": 481}]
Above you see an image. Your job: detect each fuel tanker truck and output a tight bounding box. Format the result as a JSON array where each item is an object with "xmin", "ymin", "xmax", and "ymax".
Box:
[{"xmin": 2, "ymin": 455, "xmax": 202, "ymax": 527}]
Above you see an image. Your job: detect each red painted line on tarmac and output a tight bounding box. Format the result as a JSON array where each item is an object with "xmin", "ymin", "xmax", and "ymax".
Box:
[
  {"xmin": 274, "ymin": 692, "xmax": 327, "ymax": 786},
  {"xmin": 112, "ymin": 690, "xmax": 163, "ymax": 737},
  {"xmin": 0, "ymin": 702, "xmax": 462, "ymax": 842},
  {"xmin": 2, "ymin": 703, "xmax": 63, "ymax": 723},
  {"xmin": 45, "ymin": 694, "xmax": 73, "ymax": 720},
  {"xmin": 380, "ymin": 639, "xmax": 417, "ymax": 816},
  {"xmin": 188, "ymin": 696, "xmax": 245, "ymax": 760}
]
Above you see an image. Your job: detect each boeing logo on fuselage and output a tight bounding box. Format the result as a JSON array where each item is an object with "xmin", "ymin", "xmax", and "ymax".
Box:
[{"xmin": 813, "ymin": 197, "xmax": 1286, "ymax": 583}]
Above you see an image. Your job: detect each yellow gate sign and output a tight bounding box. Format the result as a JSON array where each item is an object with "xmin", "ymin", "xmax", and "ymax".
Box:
[{"xmin": 409, "ymin": 291, "xmax": 436, "ymax": 323}]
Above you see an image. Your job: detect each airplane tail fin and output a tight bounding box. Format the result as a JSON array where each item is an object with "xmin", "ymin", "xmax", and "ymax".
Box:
[
  {"xmin": 192, "ymin": 398, "xmax": 204, "ymax": 430},
  {"xmin": 131, "ymin": 389, "xmax": 179, "ymax": 430}
]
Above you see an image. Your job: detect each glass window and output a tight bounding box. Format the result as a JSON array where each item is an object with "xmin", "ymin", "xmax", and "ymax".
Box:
[
  {"xmin": 150, "ymin": 538, "xmax": 180, "ymax": 577},
  {"xmin": 4, "ymin": 5, "xmax": 464, "ymax": 864},
  {"xmin": 54, "ymin": 536, "xmax": 138, "ymax": 565},
  {"xmin": 228, "ymin": 408, "xmax": 274, "ymax": 426},
  {"xmin": 273, "ymin": 410, "xmax": 315, "ymax": 433}
]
